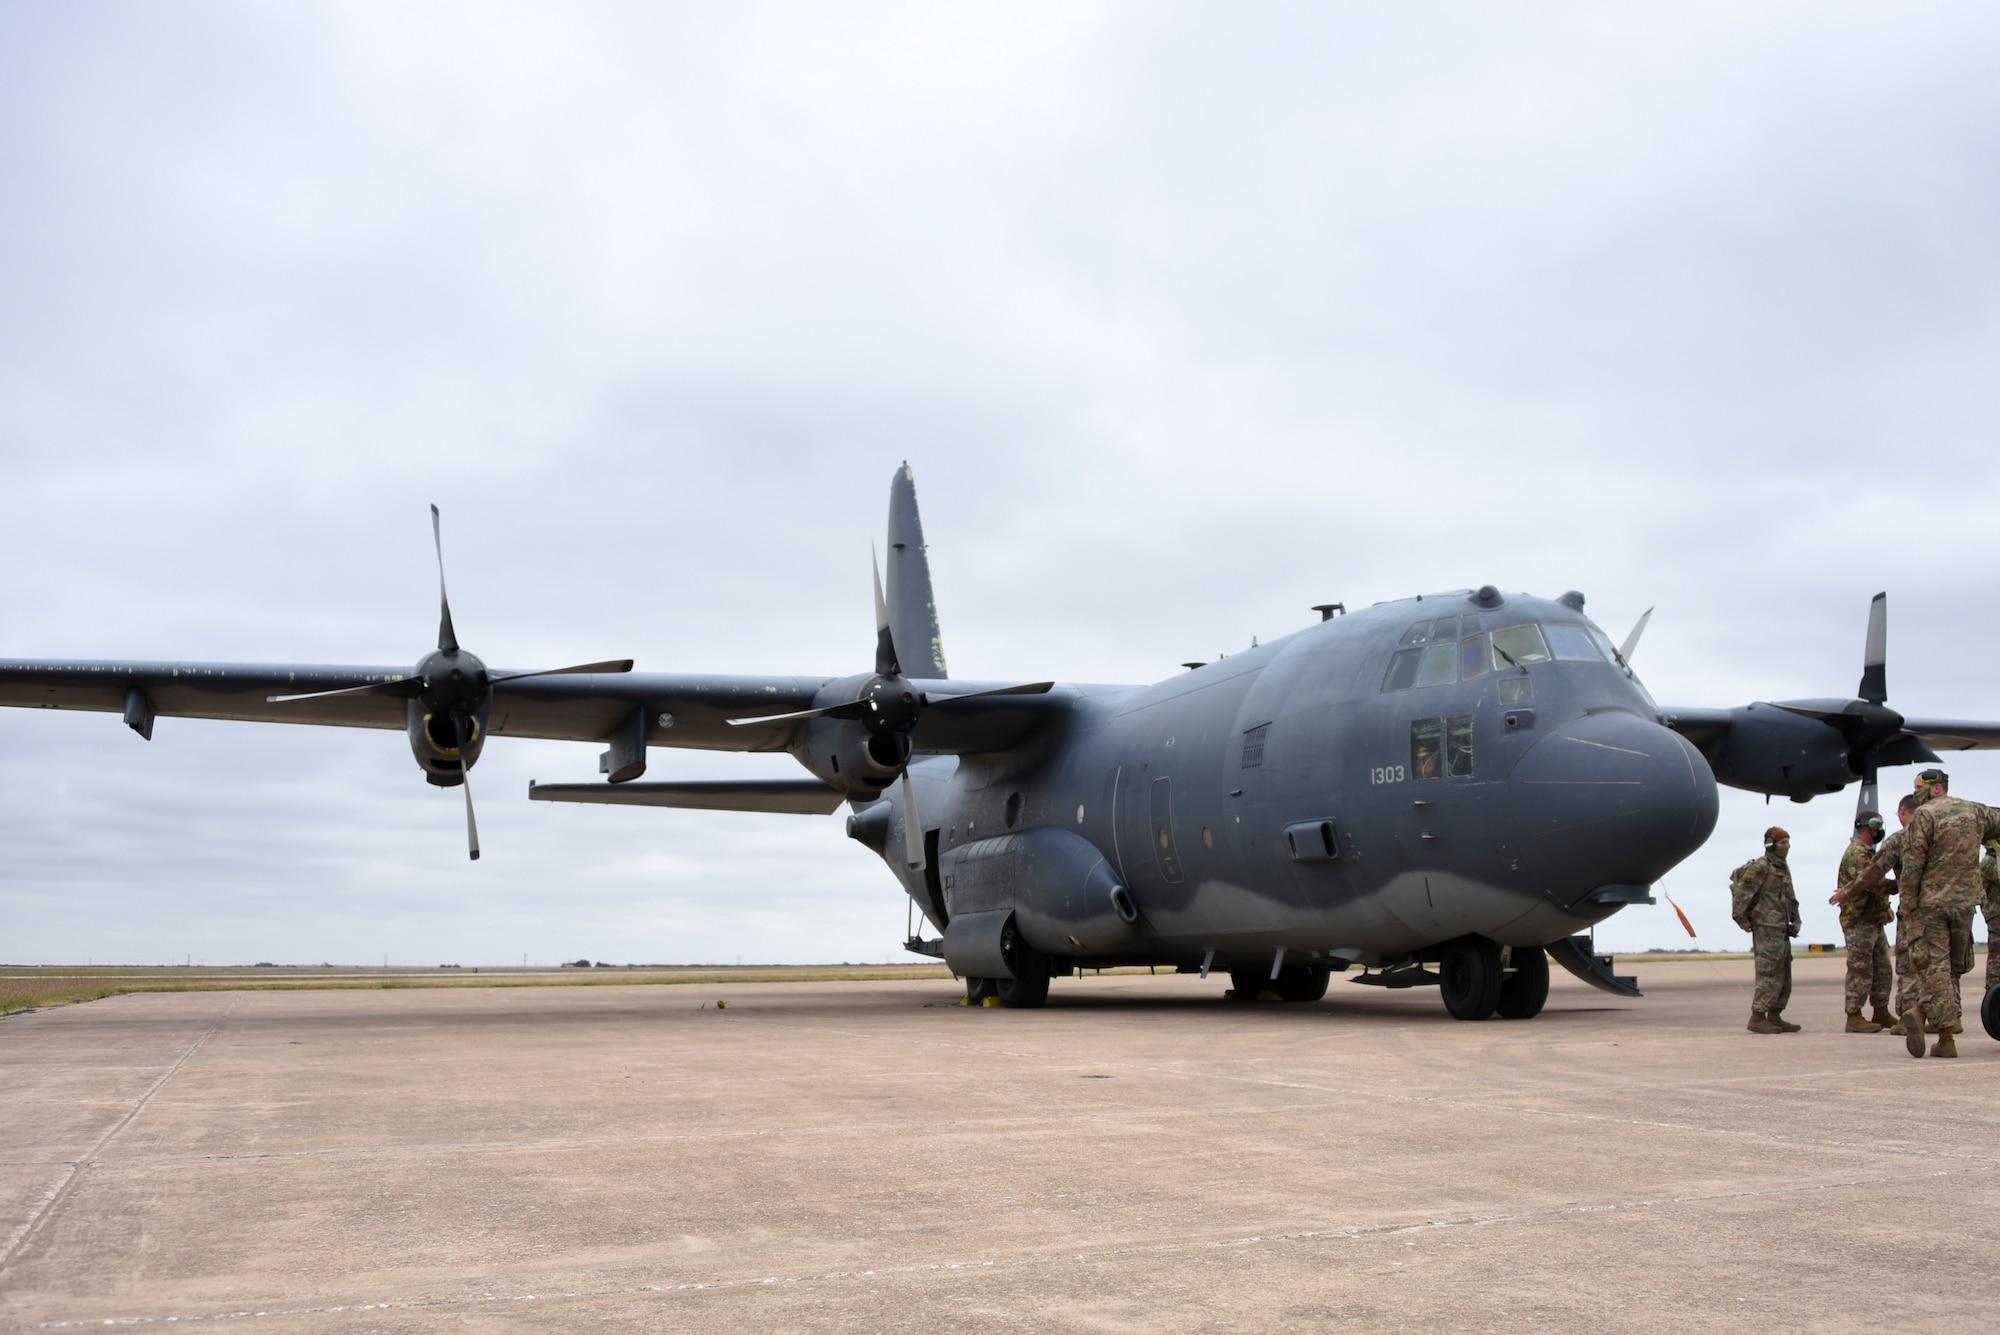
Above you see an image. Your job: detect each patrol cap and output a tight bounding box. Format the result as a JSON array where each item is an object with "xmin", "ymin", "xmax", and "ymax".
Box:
[
  {"xmin": 1856, "ymin": 812, "xmax": 1884, "ymax": 833},
  {"xmin": 1764, "ymin": 825, "xmax": 1790, "ymax": 845},
  {"xmin": 1917, "ymin": 767, "xmax": 1949, "ymax": 787}
]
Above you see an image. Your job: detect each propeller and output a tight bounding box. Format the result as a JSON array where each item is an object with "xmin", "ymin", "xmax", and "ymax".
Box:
[
  {"xmin": 1768, "ymin": 592, "xmax": 1903, "ymax": 817},
  {"xmin": 266, "ymin": 505, "xmax": 633, "ymax": 860},
  {"xmin": 1617, "ymin": 608, "xmax": 1653, "ymax": 665},
  {"xmin": 727, "ymin": 550, "xmax": 1051, "ymax": 870}
]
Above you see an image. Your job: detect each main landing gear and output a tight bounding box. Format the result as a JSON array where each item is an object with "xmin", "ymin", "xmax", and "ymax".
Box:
[
  {"xmin": 963, "ymin": 951, "xmax": 1053, "ymax": 1009},
  {"xmin": 1225, "ymin": 963, "xmax": 1332, "ymax": 1002},
  {"xmin": 1439, "ymin": 937, "xmax": 1548, "ymax": 1021}
]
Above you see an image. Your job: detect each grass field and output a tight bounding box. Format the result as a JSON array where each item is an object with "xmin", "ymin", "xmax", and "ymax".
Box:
[{"xmin": 0, "ymin": 963, "xmax": 959, "ymax": 1016}]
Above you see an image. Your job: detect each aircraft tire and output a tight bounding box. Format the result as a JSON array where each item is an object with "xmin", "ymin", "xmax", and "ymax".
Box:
[
  {"xmin": 996, "ymin": 969, "xmax": 1050, "ymax": 1009},
  {"xmin": 965, "ymin": 976, "xmax": 1000, "ymax": 1003},
  {"xmin": 1439, "ymin": 936, "xmax": 1503, "ymax": 1021},
  {"xmin": 1225, "ymin": 966, "xmax": 1268, "ymax": 1001},
  {"xmin": 1495, "ymin": 944, "xmax": 1550, "ymax": 1019},
  {"xmin": 1275, "ymin": 964, "xmax": 1331, "ymax": 1002},
  {"xmin": 1982, "ymin": 983, "xmax": 2000, "ymax": 1042}
]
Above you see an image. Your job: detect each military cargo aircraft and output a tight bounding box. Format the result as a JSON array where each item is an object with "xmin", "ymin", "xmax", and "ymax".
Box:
[{"xmin": 5, "ymin": 466, "xmax": 1998, "ymax": 1019}]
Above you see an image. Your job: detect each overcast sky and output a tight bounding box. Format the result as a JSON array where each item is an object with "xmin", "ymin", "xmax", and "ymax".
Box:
[{"xmin": 3, "ymin": 2, "xmax": 1998, "ymax": 967}]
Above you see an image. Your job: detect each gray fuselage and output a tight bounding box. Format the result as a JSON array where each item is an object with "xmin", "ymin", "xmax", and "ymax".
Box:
[{"xmin": 860, "ymin": 588, "xmax": 1718, "ymax": 974}]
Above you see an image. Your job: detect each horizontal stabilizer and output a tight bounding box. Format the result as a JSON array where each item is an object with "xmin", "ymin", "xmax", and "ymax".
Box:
[{"xmin": 528, "ymin": 779, "xmax": 846, "ymax": 815}]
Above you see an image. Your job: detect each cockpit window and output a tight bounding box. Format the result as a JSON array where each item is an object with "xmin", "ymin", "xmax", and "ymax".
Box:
[
  {"xmin": 1586, "ymin": 625, "xmax": 1621, "ymax": 664},
  {"xmin": 1414, "ymin": 642, "xmax": 1456, "ymax": 687},
  {"xmin": 1429, "ymin": 614, "xmax": 1460, "ymax": 642},
  {"xmin": 1461, "ymin": 634, "xmax": 1489, "ymax": 680},
  {"xmin": 1488, "ymin": 624, "xmax": 1552, "ymax": 670},
  {"xmin": 1381, "ymin": 647, "xmax": 1422, "ymax": 692},
  {"xmin": 1410, "ymin": 717, "xmax": 1442, "ymax": 779},
  {"xmin": 1398, "ymin": 621, "xmax": 1432, "ymax": 646},
  {"xmin": 1543, "ymin": 624, "xmax": 1603, "ymax": 662},
  {"xmin": 1445, "ymin": 714, "xmax": 1474, "ymax": 777}
]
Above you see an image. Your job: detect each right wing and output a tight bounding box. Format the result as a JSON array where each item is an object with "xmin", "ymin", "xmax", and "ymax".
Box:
[{"xmin": 0, "ymin": 659, "xmax": 835, "ymax": 752}]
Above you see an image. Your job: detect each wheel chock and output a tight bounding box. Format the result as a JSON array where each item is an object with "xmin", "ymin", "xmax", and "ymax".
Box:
[
  {"xmin": 716, "ymin": 1000, "xmax": 726, "ymax": 1009},
  {"xmin": 956, "ymin": 996, "xmax": 971, "ymax": 1006},
  {"xmin": 1257, "ymin": 989, "xmax": 1283, "ymax": 1002},
  {"xmin": 1222, "ymin": 988, "xmax": 1236, "ymax": 1000},
  {"xmin": 982, "ymin": 995, "xmax": 1003, "ymax": 1008}
]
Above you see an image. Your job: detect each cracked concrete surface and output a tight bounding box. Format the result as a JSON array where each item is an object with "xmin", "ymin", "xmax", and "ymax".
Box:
[{"xmin": 1, "ymin": 957, "xmax": 1993, "ymax": 1332}]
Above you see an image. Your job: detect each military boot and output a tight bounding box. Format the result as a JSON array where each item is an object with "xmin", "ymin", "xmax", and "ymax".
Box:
[
  {"xmin": 1931, "ymin": 1031, "xmax": 1958, "ymax": 1058},
  {"xmin": 1902, "ymin": 1008, "xmax": 1926, "ymax": 1058},
  {"xmin": 1769, "ymin": 1011, "xmax": 1802, "ymax": 1032},
  {"xmin": 1747, "ymin": 1011, "xmax": 1786, "ymax": 1034},
  {"xmin": 1868, "ymin": 1004, "xmax": 1897, "ymax": 1030},
  {"xmin": 1845, "ymin": 1012, "xmax": 1881, "ymax": 1033}
]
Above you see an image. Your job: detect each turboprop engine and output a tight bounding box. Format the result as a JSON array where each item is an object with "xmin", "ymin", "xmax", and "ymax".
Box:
[{"xmin": 268, "ymin": 506, "xmax": 631, "ymax": 858}]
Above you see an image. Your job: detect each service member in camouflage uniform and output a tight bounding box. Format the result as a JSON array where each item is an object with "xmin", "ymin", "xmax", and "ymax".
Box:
[
  {"xmin": 1834, "ymin": 812, "xmax": 1894, "ymax": 1031},
  {"xmin": 1732, "ymin": 826, "xmax": 1801, "ymax": 1034},
  {"xmin": 1836, "ymin": 792, "xmax": 1918, "ymax": 1032},
  {"xmin": 1896, "ymin": 769, "xmax": 2000, "ymax": 1058}
]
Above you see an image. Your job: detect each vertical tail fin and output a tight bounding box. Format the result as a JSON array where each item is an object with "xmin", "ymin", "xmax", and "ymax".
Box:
[{"xmin": 885, "ymin": 463, "xmax": 948, "ymax": 679}]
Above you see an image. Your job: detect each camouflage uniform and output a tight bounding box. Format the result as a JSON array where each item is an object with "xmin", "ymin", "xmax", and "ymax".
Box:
[
  {"xmin": 1841, "ymin": 828, "xmax": 1910, "ymax": 1012},
  {"xmin": 1837, "ymin": 835, "xmax": 1893, "ymax": 1015},
  {"xmin": 1732, "ymin": 850, "xmax": 1799, "ymax": 1015},
  {"xmin": 1897, "ymin": 795, "xmax": 2000, "ymax": 1034}
]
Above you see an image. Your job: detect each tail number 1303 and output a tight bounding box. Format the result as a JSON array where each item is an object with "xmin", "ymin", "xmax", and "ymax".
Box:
[{"xmin": 1370, "ymin": 764, "xmax": 1406, "ymax": 785}]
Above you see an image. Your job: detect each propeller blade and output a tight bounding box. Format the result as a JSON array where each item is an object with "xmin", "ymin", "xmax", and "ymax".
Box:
[
  {"xmin": 872, "ymin": 548, "xmax": 900, "ymax": 678},
  {"xmin": 451, "ymin": 710, "xmax": 480, "ymax": 861},
  {"xmin": 726, "ymin": 699, "xmax": 869, "ymax": 728},
  {"xmin": 1617, "ymin": 608, "xmax": 1653, "ymax": 665},
  {"xmin": 431, "ymin": 504, "xmax": 460, "ymax": 654},
  {"xmin": 487, "ymin": 659, "xmax": 635, "ymax": 684},
  {"xmin": 901, "ymin": 770, "xmax": 925, "ymax": 869},
  {"xmin": 1859, "ymin": 591, "xmax": 1887, "ymax": 704},
  {"xmin": 267, "ymin": 677, "xmax": 422, "ymax": 705},
  {"xmin": 1856, "ymin": 754, "xmax": 1880, "ymax": 820},
  {"xmin": 921, "ymin": 681, "xmax": 1056, "ymax": 705}
]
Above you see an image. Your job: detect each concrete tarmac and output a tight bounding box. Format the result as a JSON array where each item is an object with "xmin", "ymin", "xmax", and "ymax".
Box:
[{"xmin": 1, "ymin": 957, "xmax": 1995, "ymax": 1332}]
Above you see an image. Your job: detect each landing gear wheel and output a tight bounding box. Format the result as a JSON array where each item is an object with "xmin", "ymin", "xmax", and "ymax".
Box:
[
  {"xmin": 996, "ymin": 967, "xmax": 1050, "ymax": 1009},
  {"xmin": 1439, "ymin": 936, "xmax": 1503, "ymax": 1021},
  {"xmin": 1274, "ymin": 964, "xmax": 1331, "ymax": 1002},
  {"xmin": 965, "ymin": 976, "xmax": 999, "ymax": 1003},
  {"xmin": 1495, "ymin": 944, "xmax": 1550, "ymax": 1019},
  {"xmin": 1983, "ymin": 983, "xmax": 2000, "ymax": 1042},
  {"xmin": 1226, "ymin": 966, "xmax": 1269, "ymax": 1001}
]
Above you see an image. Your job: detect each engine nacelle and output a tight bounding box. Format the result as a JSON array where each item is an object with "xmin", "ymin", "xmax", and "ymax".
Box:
[
  {"xmin": 791, "ymin": 715, "xmax": 907, "ymax": 801},
  {"xmin": 407, "ymin": 698, "xmax": 491, "ymax": 787},
  {"xmin": 1706, "ymin": 703, "xmax": 1854, "ymax": 801}
]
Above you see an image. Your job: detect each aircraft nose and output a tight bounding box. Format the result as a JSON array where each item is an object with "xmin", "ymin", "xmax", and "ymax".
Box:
[{"xmin": 1507, "ymin": 710, "xmax": 1718, "ymax": 909}]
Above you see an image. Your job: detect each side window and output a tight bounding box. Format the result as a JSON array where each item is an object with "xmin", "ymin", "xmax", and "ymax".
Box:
[
  {"xmin": 1445, "ymin": 714, "xmax": 1474, "ymax": 777},
  {"xmin": 1497, "ymin": 676, "xmax": 1534, "ymax": 706},
  {"xmin": 1414, "ymin": 642, "xmax": 1457, "ymax": 687},
  {"xmin": 1410, "ymin": 718, "xmax": 1443, "ymax": 780},
  {"xmin": 1489, "ymin": 624, "xmax": 1552, "ymax": 669},
  {"xmin": 1381, "ymin": 647, "xmax": 1422, "ymax": 692},
  {"xmin": 1461, "ymin": 634, "xmax": 1489, "ymax": 680},
  {"xmin": 1241, "ymin": 724, "xmax": 1269, "ymax": 768},
  {"xmin": 1544, "ymin": 624, "xmax": 1603, "ymax": 662}
]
